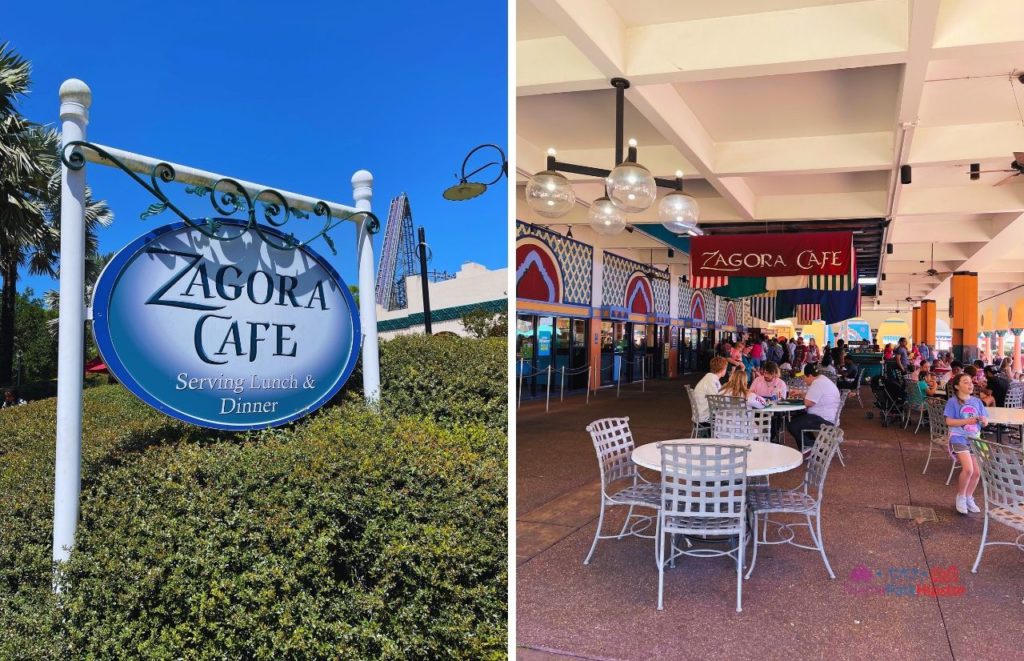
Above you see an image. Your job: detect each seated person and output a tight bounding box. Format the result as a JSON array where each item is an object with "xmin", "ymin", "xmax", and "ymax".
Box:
[
  {"xmin": 787, "ymin": 363, "xmax": 842, "ymax": 450},
  {"xmin": 963, "ymin": 365, "xmax": 995, "ymax": 406},
  {"xmin": 837, "ymin": 355, "xmax": 859, "ymax": 390},
  {"xmin": 720, "ymin": 367, "xmax": 767, "ymax": 409},
  {"xmin": 693, "ymin": 356, "xmax": 728, "ymax": 423},
  {"xmin": 913, "ymin": 364, "xmax": 939, "ymax": 398},
  {"xmin": 819, "ymin": 353, "xmax": 838, "ymax": 376},
  {"xmin": 750, "ymin": 361, "xmax": 788, "ymax": 401},
  {"xmin": 985, "ymin": 365, "xmax": 1011, "ymax": 407}
]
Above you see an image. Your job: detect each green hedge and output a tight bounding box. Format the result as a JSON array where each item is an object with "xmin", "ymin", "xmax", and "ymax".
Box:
[
  {"xmin": 0, "ymin": 335, "xmax": 507, "ymax": 659},
  {"xmin": 378, "ymin": 335, "xmax": 507, "ymax": 431}
]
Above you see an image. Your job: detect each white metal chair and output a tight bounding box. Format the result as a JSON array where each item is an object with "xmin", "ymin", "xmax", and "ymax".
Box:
[
  {"xmin": 1005, "ymin": 382, "xmax": 1024, "ymax": 408},
  {"xmin": 712, "ymin": 408, "xmax": 773, "ymax": 444},
  {"xmin": 707, "ymin": 394, "xmax": 746, "ymax": 419},
  {"xmin": 746, "ymin": 424, "xmax": 844, "ymax": 580},
  {"xmin": 841, "ymin": 369, "xmax": 865, "ymax": 408},
  {"xmin": 970, "ymin": 439, "xmax": 1024, "ymax": 573},
  {"xmin": 799, "ymin": 392, "xmax": 847, "ymax": 467},
  {"xmin": 684, "ymin": 385, "xmax": 711, "ymax": 438},
  {"xmin": 656, "ymin": 442, "xmax": 750, "ymax": 612},
  {"xmin": 923, "ymin": 397, "xmax": 959, "ymax": 485},
  {"xmin": 583, "ymin": 417, "xmax": 660, "ymax": 565}
]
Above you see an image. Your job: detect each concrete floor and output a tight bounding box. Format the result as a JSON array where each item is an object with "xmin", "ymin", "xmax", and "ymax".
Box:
[{"xmin": 516, "ymin": 377, "xmax": 1024, "ymax": 660}]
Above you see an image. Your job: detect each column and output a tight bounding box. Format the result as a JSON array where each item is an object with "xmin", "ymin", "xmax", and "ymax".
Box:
[
  {"xmin": 911, "ymin": 306, "xmax": 921, "ymax": 345},
  {"xmin": 589, "ymin": 258, "xmax": 604, "ymax": 392},
  {"xmin": 920, "ymin": 299, "xmax": 936, "ymax": 351},
  {"xmin": 950, "ymin": 272, "xmax": 978, "ymax": 363},
  {"xmin": 1012, "ymin": 329, "xmax": 1022, "ymax": 375},
  {"xmin": 53, "ymin": 80, "xmax": 90, "ymax": 571},
  {"xmin": 352, "ymin": 170, "xmax": 380, "ymax": 403},
  {"xmin": 667, "ymin": 270, "xmax": 679, "ymax": 379},
  {"xmin": 997, "ymin": 331, "xmax": 1007, "ymax": 362}
]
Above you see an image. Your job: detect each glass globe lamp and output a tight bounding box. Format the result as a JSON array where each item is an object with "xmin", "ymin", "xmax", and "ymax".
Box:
[
  {"xmin": 659, "ymin": 191, "xmax": 700, "ymax": 234},
  {"xmin": 525, "ymin": 170, "xmax": 575, "ymax": 218},
  {"xmin": 606, "ymin": 162, "xmax": 656, "ymax": 213},
  {"xmin": 589, "ymin": 197, "xmax": 626, "ymax": 235}
]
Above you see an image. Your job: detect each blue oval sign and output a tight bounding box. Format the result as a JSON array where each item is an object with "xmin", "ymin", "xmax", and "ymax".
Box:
[{"xmin": 93, "ymin": 220, "xmax": 361, "ymax": 430}]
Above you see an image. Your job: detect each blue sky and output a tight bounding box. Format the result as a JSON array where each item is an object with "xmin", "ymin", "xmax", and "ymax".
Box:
[{"xmin": 6, "ymin": 1, "xmax": 508, "ymax": 298}]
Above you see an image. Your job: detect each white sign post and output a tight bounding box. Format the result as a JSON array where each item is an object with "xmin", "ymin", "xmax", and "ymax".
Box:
[
  {"xmin": 52, "ymin": 79, "xmax": 380, "ymax": 579},
  {"xmin": 53, "ymin": 80, "xmax": 89, "ymax": 569}
]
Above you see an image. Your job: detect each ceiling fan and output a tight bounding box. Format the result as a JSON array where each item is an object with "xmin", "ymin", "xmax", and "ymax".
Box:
[
  {"xmin": 968, "ymin": 152, "xmax": 1024, "ymax": 185},
  {"xmin": 907, "ymin": 243, "xmax": 954, "ymax": 279}
]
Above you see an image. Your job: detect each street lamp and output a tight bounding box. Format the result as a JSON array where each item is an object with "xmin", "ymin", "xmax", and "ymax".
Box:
[{"xmin": 443, "ymin": 143, "xmax": 508, "ymax": 201}]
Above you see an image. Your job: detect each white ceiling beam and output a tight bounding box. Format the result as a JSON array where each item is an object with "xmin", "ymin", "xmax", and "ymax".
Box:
[
  {"xmin": 910, "ymin": 122, "xmax": 1024, "ymax": 166},
  {"xmin": 756, "ymin": 191, "xmax": 888, "ymax": 220},
  {"xmin": 886, "ymin": 0, "xmax": 941, "ymax": 222},
  {"xmin": 898, "ymin": 183, "xmax": 1024, "ymax": 215},
  {"xmin": 629, "ymin": 84, "xmax": 756, "ymax": 219},
  {"xmin": 528, "ymin": 0, "xmax": 626, "ymax": 78},
  {"xmin": 923, "ymin": 210, "xmax": 1024, "ymax": 300},
  {"xmin": 714, "ymin": 132, "xmax": 893, "ymax": 177},
  {"xmin": 933, "ymin": 0, "xmax": 1024, "ymax": 51},
  {"xmin": 516, "ymin": 37, "xmax": 607, "ymax": 96},
  {"xmin": 886, "ymin": 242, "xmax": 981, "ymax": 259},
  {"xmin": 525, "ymin": 1, "xmax": 755, "ymax": 220},
  {"xmin": 551, "ymin": 145, "xmax": 696, "ymax": 179},
  {"xmin": 625, "ymin": 0, "xmax": 907, "ymax": 84},
  {"xmin": 889, "ymin": 215, "xmax": 998, "ymax": 242},
  {"xmin": 517, "ymin": 0, "xmax": 910, "ymax": 95}
]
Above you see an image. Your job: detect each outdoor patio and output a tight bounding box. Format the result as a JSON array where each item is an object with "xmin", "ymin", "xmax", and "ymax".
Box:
[{"xmin": 516, "ymin": 377, "xmax": 1024, "ymax": 660}]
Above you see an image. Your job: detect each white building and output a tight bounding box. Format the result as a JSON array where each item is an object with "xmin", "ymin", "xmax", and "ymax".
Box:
[{"xmin": 376, "ymin": 262, "xmax": 507, "ymax": 338}]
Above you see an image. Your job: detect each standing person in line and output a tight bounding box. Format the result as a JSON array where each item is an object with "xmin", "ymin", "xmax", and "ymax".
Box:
[
  {"xmin": 832, "ymin": 339, "xmax": 846, "ymax": 365},
  {"xmin": 693, "ymin": 356, "xmax": 728, "ymax": 426},
  {"xmin": 787, "ymin": 363, "xmax": 842, "ymax": 450},
  {"xmin": 895, "ymin": 337, "xmax": 910, "ymax": 372},
  {"xmin": 944, "ymin": 373, "xmax": 988, "ymax": 515},
  {"xmin": 787, "ymin": 337, "xmax": 796, "ymax": 364},
  {"xmin": 749, "ymin": 335, "xmax": 764, "ymax": 370},
  {"xmin": 793, "ymin": 337, "xmax": 807, "ymax": 371},
  {"xmin": 883, "ymin": 343, "xmax": 894, "ymax": 361},
  {"xmin": 806, "ymin": 337, "xmax": 822, "ymax": 365}
]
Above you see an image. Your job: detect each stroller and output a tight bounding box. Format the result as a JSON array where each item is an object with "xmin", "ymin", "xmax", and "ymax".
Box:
[{"xmin": 871, "ymin": 360, "xmax": 907, "ymax": 427}]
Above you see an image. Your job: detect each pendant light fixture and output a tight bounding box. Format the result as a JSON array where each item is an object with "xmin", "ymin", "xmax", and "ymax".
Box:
[
  {"xmin": 658, "ymin": 170, "xmax": 702, "ymax": 236},
  {"xmin": 524, "ymin": 78, "xmax": 699, "ymax": 236}
]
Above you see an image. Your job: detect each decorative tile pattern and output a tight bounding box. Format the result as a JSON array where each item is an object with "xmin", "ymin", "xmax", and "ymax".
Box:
[
  {"xmin": 678, "ymin": 278, "xmax": 693, "ymax": 319},
  {"xmin": 651, "ymin": 275, "xmax": 670, "ymax": 316},
  {"xmin": 601, "ymin": 251, "xmax": 669, "ymax": 311},
  {"xmin": 516, "ymin": 222, "xmax": 592, "ymax": 305}
]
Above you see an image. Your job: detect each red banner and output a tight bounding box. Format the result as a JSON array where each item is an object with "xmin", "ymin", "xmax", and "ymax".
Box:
[{"xmin": 689, "ymin": 232, "xmax": 852, "ymax": 278}]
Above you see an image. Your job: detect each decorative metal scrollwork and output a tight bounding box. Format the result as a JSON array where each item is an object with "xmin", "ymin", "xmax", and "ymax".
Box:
[{"xmin": 61, "ymin": 141, "xmax": 379, "ymax": 255}]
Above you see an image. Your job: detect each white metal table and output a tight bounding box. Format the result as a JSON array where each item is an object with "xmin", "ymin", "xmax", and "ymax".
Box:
[
  {"xmin": 632, "ymin": 438, "xmax": 804, "ymax": 477},
  {"xmin": 985, "ymin": 407, "xmax": 1024, "ymax": 426},
  {"xmin": 762, "ymin": 401, "xmax": 806, "ymax": 443},
  {"xmin": 985, "ymin": 407, "xmax": 1024, "ymax": 444}
]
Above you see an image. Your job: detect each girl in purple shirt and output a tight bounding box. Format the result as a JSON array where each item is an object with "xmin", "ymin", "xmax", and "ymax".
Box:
[{"xmin": 944, "ymin": 373, "xmax": 988, "ymax": 515}]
